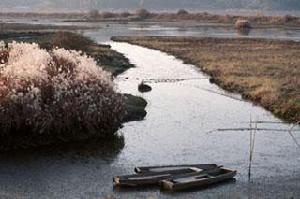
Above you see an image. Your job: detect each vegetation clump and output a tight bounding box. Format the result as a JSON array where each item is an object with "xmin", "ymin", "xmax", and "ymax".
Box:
[
  {"xmin": 234, "ymin": 19, "xmax": 252, "ymax": 29},
  {"xmin": 37, "ymin": 32, "xmax": 134, "ymax": 75},
  {"xmin": 100, "ymin": 11, "xmax": 116, "ymax": 19},
  {"xmin": 0, "ymin": 41, "xmax": 125, "ymax": 150},
  {"xmin": 177, "ymin": 9, "xmax": 189, "ymax": 15},
  {"xmin": 135, "ymin": 9, "xmax": 151, "ymax": 19},
  {"xmin": 282, "ymin": 14, "xmax": 298, "ymax": 23},
  {"xmin": 120, "ymin": 11, "xmax": 131, "ymax": 18},
  {"xmin": 88, "ymin": 9, "xmax": 100, "ymax": 19}
]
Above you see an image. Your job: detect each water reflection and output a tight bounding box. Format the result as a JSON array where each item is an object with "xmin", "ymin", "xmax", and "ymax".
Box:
[
  {"xmin": 0, "ymin": 134, "xmax": 125, "ymax": 198},
  {"xmin": 0, "ymin": 134, "xmax": 125, "ymax": 163}
]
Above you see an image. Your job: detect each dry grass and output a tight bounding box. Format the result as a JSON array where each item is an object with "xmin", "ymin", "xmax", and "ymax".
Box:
[
  {"xmin": 0, "ymin": 42, "xmax": 125, "ymax": 150},
  {"xmin": 1, "ymin": 32, "xmax": 133, "ymax": 75},
  {"xmin": 0, "ymin": 32, "xmax": 144, "ymax": 151},
  {"xmin": 112, "ymin": 36, "xmax": 300, "ymax": 123},
  {"xmin": 38, "ymin": 31, "xmax": 97, "ymax": 54},
  {"xmin": 37, "ymin": 32, "xmax": 134, "ymax": 75}
]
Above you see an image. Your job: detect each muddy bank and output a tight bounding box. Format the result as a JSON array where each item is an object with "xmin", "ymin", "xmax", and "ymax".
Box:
[
  {"xmin": 0, "ymin": 32, "xmax": 146, "ymax": 151},
  {"xmin": 112, "ymin": 36, "xmax": 300, "ymax": 123}
]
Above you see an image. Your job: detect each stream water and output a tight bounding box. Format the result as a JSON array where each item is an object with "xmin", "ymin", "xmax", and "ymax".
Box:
[{"xmin": 0, "ymin": 21, "xmax": 300, "ymax": 198}]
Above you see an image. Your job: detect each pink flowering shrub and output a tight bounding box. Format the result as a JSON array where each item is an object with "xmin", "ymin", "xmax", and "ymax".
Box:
[{"xmin": 0, "ymin": 42, "xmax": 124, "ymax": 150}]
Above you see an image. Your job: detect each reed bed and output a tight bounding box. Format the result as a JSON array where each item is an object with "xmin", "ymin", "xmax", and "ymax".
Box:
[{"xmin": 0, "ymin": 42, "xmax": 124, "ymax": 150}]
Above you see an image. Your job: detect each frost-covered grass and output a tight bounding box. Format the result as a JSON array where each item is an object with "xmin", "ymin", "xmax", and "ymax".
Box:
[
  {"xmin": 0, "ymin": 42, "xmax": 124, "ymax": 150},
  {"xmin": 36, "ymin": 32, "xmax": 134, "ymax": 76}
]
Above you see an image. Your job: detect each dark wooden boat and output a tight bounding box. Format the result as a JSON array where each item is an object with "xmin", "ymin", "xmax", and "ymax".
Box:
[
  {"xmin": 114, "ymin": 172, "xmax": 172, "ymax": 187},
  {"xmin": 114, "ymin": 164, "xmax": 219, "ymax": 187},
  {"xmin": 135, "ymin": 164, "xmax": 218, "ymax": 174},
  {"xmin": 160, "ymin": 167, "xmax": 237, "ymax": 191}
]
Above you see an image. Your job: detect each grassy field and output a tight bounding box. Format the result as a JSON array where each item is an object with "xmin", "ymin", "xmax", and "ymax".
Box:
[{"xmin": 112, "ymin": 36, "xmax": 300, "ymax": 123}]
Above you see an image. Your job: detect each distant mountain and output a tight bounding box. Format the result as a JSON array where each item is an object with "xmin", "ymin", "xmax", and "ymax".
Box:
[{"xmin": 1, "ymin": 0, "xmax": 300, "ymax": 12}]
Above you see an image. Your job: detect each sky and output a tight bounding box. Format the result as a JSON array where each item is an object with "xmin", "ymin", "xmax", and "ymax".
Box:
[{"xmin": 1, "ymin": 0, "xmax": 300, "ymax": 12}]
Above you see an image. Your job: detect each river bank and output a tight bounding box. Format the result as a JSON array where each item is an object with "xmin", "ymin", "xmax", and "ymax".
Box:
[{"xmin": 112, "ymin": 36, "xmax": 300, "ymax": 123}]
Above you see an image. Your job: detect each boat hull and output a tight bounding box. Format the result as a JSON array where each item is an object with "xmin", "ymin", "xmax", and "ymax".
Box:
[
  {"xmin": 134, "ymin": 164, "xmax": 218, "ymax": 174},
  {"xmin": 114, "ymin": 173, "xmax": 172, "ymax": 187},
  {"xmin": 161, "ymin": 168, "xmax": 237, "ymax": 191},
  {"xmin": 114, "ymin": 164, "xmax": 219, "ymax": 187}
]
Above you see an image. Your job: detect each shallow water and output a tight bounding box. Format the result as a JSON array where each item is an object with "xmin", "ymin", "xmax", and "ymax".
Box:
[{"xmin": 0, "ymin": 20, "xmax": 300, "ymax": 198}]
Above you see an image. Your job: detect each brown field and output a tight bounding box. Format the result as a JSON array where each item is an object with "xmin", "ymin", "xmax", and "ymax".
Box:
[{"xmin": 112, "ymin": 36, "xmax": 300, "ymax": 123}]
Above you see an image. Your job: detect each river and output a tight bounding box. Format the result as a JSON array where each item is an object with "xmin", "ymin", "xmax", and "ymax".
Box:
[{"xmin": 0, "ymin": 21, "xmax": 299, "ymax": 198}]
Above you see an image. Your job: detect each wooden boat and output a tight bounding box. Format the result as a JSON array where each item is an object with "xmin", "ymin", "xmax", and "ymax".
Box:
[
  {"xmin": 114, "ymin": 172, "xmax": 172, "ymax": 187},
  {"xmin": 114, "ymin": 164, "xmax": 219, "ymax": 187},
  {"xmin": 134, "ymin": 164, "xmax": 218, "ymax": 174},
  {"xmin": 160, "ymin": 167, "xmax": 237, "ymax": 191}
]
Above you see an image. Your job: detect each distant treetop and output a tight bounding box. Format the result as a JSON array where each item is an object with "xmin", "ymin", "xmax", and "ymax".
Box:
[{"xmin": 177, "ymin": 9, "xmax": 189, "ymax": 15}]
